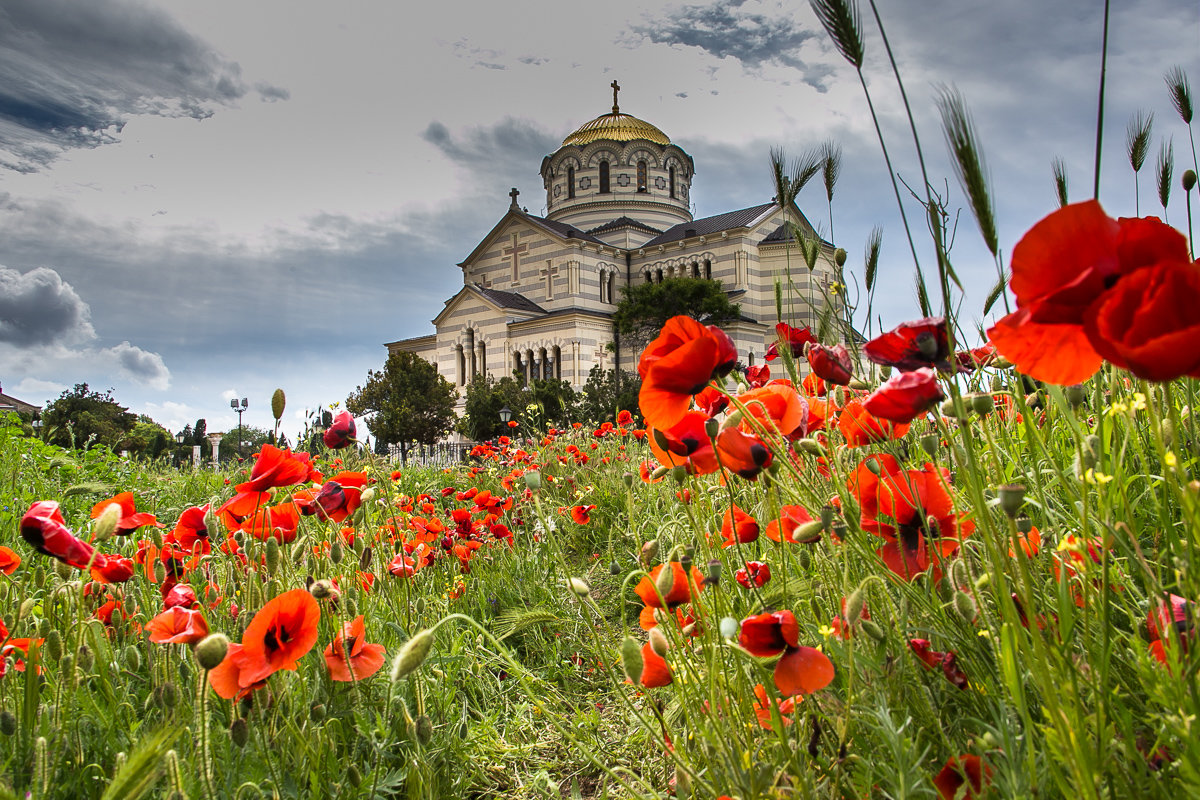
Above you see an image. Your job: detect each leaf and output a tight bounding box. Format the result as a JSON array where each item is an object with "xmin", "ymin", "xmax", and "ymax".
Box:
[{"xmin": 101, "ymin": 727, "xmax": 179, "ymax": 800}]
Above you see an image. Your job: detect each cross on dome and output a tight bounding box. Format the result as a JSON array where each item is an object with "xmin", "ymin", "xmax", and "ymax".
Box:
[{"xmin": 611, "ymin": 80, "xmax": 620, "ymax": 114}]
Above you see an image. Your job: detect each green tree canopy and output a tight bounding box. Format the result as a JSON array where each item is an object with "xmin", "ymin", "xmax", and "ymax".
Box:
[
  {"xmin": 576, "ymin": 366, "xmax": 641, "ymax": 426},
  {"xmin": 346, "ymin": 351, "xmax": 458, "ymax": 447},
  {"xmin": 611, "ymin": 277, "xmax": 741, "ymax": 351},
  {"xmin": 42, "ymin": 383, "xmax": 138, "ymax": 451}
]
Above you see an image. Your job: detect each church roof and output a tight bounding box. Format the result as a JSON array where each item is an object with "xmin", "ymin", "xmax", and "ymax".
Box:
[
  {"xmin": 473, "ymin": 285, "xmax": 547, "ymax": 314},
  {"xmin": 526, "ymin": 214, "xmax": 608, "ymax": 244},
  {"xmin": 587, "ymin": 216, "xmax": 663, "ymax": 236},
  {"xmin": 760, "ymin": 222, "xmax": 833, "ymax": 247},
  {"xmin": 562, "ymin": 112, "xmax": 671, "ymax": 147},
  {"xmin": 642, "ymin": 203, "xmax": 777, "ymax": 247}
]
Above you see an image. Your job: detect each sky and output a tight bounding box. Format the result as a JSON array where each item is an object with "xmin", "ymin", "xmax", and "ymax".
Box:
[{"xmin": 0, "ymin": 0, "xmax": 1196, "ymax": 442}]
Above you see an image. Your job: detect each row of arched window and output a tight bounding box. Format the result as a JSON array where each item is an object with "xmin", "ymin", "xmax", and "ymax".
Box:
[
  {"xmin": 564, "ymin": 163, "xmax": 678, "ymax": 199},
  {"xmin": 514, "ymin": 346, "xmax": 562, "ymax": 384},
  {"xmin": 645, "ymin": 261, "xmax": 712, "ymax": 283}
]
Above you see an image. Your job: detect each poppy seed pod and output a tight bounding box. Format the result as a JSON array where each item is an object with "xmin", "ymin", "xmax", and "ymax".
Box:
[
  {"xmin": 265, "ymin": 538, "xmax": 281, "ymax": 572},
  {"xmin": 271, "ymin": 389, "xmax": 286, "ymax": 421},
  {"xmin": 654, "ymin": 562, "xmax": 676, "ymax": 600},
  {"xmin": 193, "ymin": 634, "xmax": 230, "ymax": 671},
  {"xmin": 1184, "ymin": 169, "xmax": 1197, "ymax": 191},
  {"xmin": 920, "ymin": 433, "xmax": 940, "ymax": 456},
  {"xmin": 622, "ymin": 472, "xmax": 634, "ymax": 488},
  {"xmin": 706, "ymin": 558, "xmax": 722, "ymax": 586},
  {"xmin": 621, "ymin": 636, "xmax": 643, "ymax": 684},
  {"xmin": 310, "ymin": 579, "xmax": 335, "ymax": 600},
  {"xmin": 1015, "ymin": 514, "xmax": 1034, "ymax": 534},
  {"xmin": 998, "ymin": 484, "xmax": 1026, "ymax": 518},
  {"xmin": 391, "ymin": 629, "xmax": 435, "ymax": 682},
  {"xmin": 523, "ymin": 471, "xmax": 542, "ymax": 490},
  {"xmin": 568, "ymin": 577, "xmax": 590, "ymax": 597},
  {"xmin": 954, "ymin": 591, "xmax": 978, "ymax": 622},
  {"xmin": 415, "ymin": 715, "xmax": 433, "ymax": 743},
  {"xmin": 1065, "ymin": 384, "xmax": 1087, "ymax": 408}
]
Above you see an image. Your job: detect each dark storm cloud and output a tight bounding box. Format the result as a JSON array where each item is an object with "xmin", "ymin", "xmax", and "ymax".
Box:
[
  {"xmin": 421, "ymin": 118, "xmax": 560, "ymax": 178},
  {"xmin": 106, "ymin": 341, "xmax": 170, "ymax": 387},
  {"xmin": 629, "ymin": 0, "xmax": 832, "ymax": 90},
  {"xmin": 0, "ymin": 0, "xmax": 254, "ymax": 171},
  {"xmin": 0, "ymin": 265, "xmax": 94, "ymax": 346},
  {"xmin": 256, "ymin": 83, "xmax": 291, "ymax": 103}
]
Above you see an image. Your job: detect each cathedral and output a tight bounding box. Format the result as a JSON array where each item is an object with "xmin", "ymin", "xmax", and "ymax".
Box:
[{"xmin": 386, "ymin": 84, "xmax": 840, "ymax": 401}]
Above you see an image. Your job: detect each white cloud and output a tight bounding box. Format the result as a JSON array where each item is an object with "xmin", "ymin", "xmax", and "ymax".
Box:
[{"xmin": 103, "ymin": 341, "xmax": 171, "ymax": 390}]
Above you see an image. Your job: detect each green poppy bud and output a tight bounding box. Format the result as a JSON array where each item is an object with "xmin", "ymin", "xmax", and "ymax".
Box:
[
  {"xmin": 194, "ymin": 634, "xmax": 230, "ymax": 671},
  {"xmin": 640, "ymin": 539, "xmax": 659, "ymax": 568},
  {"xmin": 609, "ymin": 559, "xmax": 622, "ymax": 576},
  {"xmin": 92, "ymin": 502, "xmax": 122, "ymax": 542},
  {"xmin": 796, "ymin": 438, "xmax": 827, "ymax": 457},
  {"xmin": 415, "ymin": 715, "xmax": 433, "ymax": 744},
  {"xmin": 310, "ymin": 579, "xmax": 335, "ymax": 600},
  {"xmin": 704, "ymin": 417, "xmax": 720, "ymax": 440},
  {"xmin": 998, "ymin": 484, "xmax": 1026, "ymax": 518},
  {"xmin": 271, "ymin": 389, "xmax": 286, "ymax": 421},
  {"xmin": 834, "ymin": 247, "xmax": 847, "ymax": 266},
  {"xmin": 844, "ymin": 589, "xmax": 866, "ymax": 627},
  {"xmin": 159, "ymin": 682, "xmax": 178, "ymax": 708},
  {"xmin": 328, "ymin": 540, "xmax": 342, "ymax": 566},
  {"xmin": 230, "ymin": 719, "xmax": 249, "ymax": 748},
  {"xmin": 123, "ymin": 645, "xmax": 142, "ymax": 672},
  {"xmin": 797, "ymin": 548, "xmax": 811, "ymax": 570},
  {"xmin": 310, "ymin": 703, "xmax": 327, "ymax": 723},
  {"xmin": 568, "ymin": 578, "xmax": 590, "ymax": 597},
  {"xmin": 971, "ymin": 393, "xmax": 995, "ymax": 416},
  {"xmin": 649, "ymin": 627, "xmax": 669, "ymax": 658},
  {"xmin": 347, "ymin": 764, "xmax": 362, "ymax": 788},
  {"xmin": 860, "ymin": 620, "xmax": 886, "ymax": 641},
  {"xmin": 654, "ymin": 562, "xmax": 676, "ymax": 600},
  {"xmin": 620, "ymin": 636, "xmax": 644, "ymax": 684},
  {"xmin": 1065, "ymin": 384, "xmax": 1087, "ymax": 408},
  {"xmin": 523, "ymin": 471, "xmax": 542, "ymax": 490},
  {"xmin": 391, "ymin": 629, "xmax": 435, "ymax": 682},
  {"xmin": 45, "ymin": 630, "xmax": 63, "ymax": 662},
  {"xmin": 1183, "ymin": 169, "xmax": 1197, "ymax": 192},
  {"xmin": 77, "ymin": 644, "xmax": 94, "ymax": 673},
  {"xmin": 670, "ymin": 466, "xmax": 688, "ymax": 484},
  {"xmin": 0, "ymin": 711, "xmax": 15, "ymax": 736},
  {"xmin": 954, "ymin": 591, "xmax": 978, "ymax": 622},
  {"xmin": 920, "ymin": 433, "xmax": 940, "ymax": 456},
  {"xmin": 622, "ymin": 472, "xmax": 635, "ymax": 489}
]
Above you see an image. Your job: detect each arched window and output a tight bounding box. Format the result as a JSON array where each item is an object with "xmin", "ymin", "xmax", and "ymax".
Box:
[
  {"xmin": 567, "ymin": 166, "xmax": 575, "ymax": 199},
  {"xmin": 669, "ymin": 166, "xmax": 676, "ymax": 199},
  {"xmin": 607, "ymin": 272, "xmax": 615, "ymax": 304},
  {"xmin": 599, "ymin": 161, "xmax": 610, "ymax": 194},
  {"xmin": 637, "ymin": 160, "xmax": 647, "ymax": 192},
  {"xmin": 704, "ymin": 260, "xmax": 712, "ymax": 280},
  {"xmin": 599, "ymin": 269, "xmax": 607, "ymax": 303},
  {"xmin": 552, "ymin": 346, "xmax": 562, "ymax": 380},
  {"xmin": 456, "ymin": 345, "xmax": 465, "ymax": 387}
]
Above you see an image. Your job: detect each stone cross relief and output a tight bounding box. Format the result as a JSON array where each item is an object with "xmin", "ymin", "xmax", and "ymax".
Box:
[
  {"xmin": 540, "ymin": 262, "xmax": 559, "ymax": 300},
  {"xmin": 503, "ymin": 233, "xmax": 527, "ymax": 284}
]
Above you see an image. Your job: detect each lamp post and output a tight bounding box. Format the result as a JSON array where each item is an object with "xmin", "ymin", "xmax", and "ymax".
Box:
[
  {"xmin": 498, "ymin": 405, "xmax": 513, "ymax": 426},
  {"xmin": 175, "ymin": 430, "xmax": 186, "ymax": 468},
  {"xmin": 230, "ymin": 397, "xmax": 248, "ymax": 458}
]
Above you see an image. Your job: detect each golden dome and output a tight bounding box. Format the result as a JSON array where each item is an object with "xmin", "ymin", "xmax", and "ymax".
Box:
[{"xmin": 561, "ymin": 112, "xmax": 671, "ymax": 147}]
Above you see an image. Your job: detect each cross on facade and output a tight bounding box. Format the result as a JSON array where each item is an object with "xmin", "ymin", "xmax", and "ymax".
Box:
[
  {"xmin": 611, "ymin": 80, "xmax": 620, "ymax": 114},
  {"xmin": 509, "ymin": 187, "xmax": 520, "ymax": 207},
  {"xmin": 503, "ymin": 233, "xmax": 527, "ymax": 283}
]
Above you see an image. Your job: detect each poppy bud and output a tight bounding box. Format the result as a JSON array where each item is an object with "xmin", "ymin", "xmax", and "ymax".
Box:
[
  {"xmin": 834, "ymin": 247, "xmax": 847, "ymax": 266},
  {"xmin": 359, "ymin": 487, "xmax": 376, "ymax": 504},
  {"xmin": 18, "ymin": 598, "xmax": 35, "ymax": 622},
  {"xmin": 940, "ymin": 398, "xmax": 965, "ymax": 418},
  {"xmin": 347, "ymin": 764, "xmax": 362, "ymax": 788},
  {"xmin": 670, "ymin": 466, "xmax": 688, "ymax": 484},
  {"xmin": 848, "ymin": 378, "xmax": 869, "ymax": 390},
  {"xmin": 620, "ymin": 636, "xmax": 644, "ymax": 684},
  {"xmin": 264, "ymin": 537, "xmax": 281, "ymax": 572},
  {"xmin": 123, "ymin": 645, "xmax": 141, "ymax": 672},
  {"xmin": 919, "ymin": 433, "xmax": 940, "ymax": 457},
  {"xmin": 1183, "ymin": 169, "xmax": 1197, "ymax": 191},
  {"xmin": 649, "ymin": 627, "xmax": 669, "ymax": 658},
  {"xmin": 523, "ymin": 471, "xmax": 542, "ymax": 490},
  {"xmin": 329, "ymin": 540, "xmax": 343, "ymax": 565},
  {"xmin": 954, "ymin": 591, "xmax": 978, "ymax": 622},
  {"xmin": 194, "ymin": 634, "xmax": 230, "ymax": 671},
  {"xmin": 650, "ymin": 466, "xmax": 671, "ymax": 482},
  {"xmin": 310, "ymin": 579, "xmax": 335, "ymax": 600},
  {"xmin": 860, "ymin": 620, "xmax": 886, "ymax": 641},
  {"xmin": 796, "ymin": 438, "xmax": 827, "ymax": 457},
  {"xmin": 998, "ymin": 484, "xmax": 1026, "ymax": 518},
  {"xmin": 415, "ymin": 598, "xmax": 426, "ymax": 615},
  {"xmin": 92, "ymin": 503, "xmax": 122, "ymax": 542},
  {"xmin": 160, "ymin": 682, "xmax": 178, "ymax": 708},
  {"xmin": 844, "ymin": 588, "xmax": 866, "ymax": 626},
  {"xmin": 797, "ymin": 548, "xmax": 811, "ymax": 570},
  {"xmin": 609, "ymin": 559, "xmax": 622, "ymax": 576},
  {"xmin": 622, "ymin": 472, "xmax": 634, "ymax": 488},
  {"xmin": 795, "ymin": 520, "xmax": 826, "ymax": 543},
  {"xmin": 1065, "ymin": 384, "xmax": 1087, "ymax": 408},
  {"xmin": 640, "ymin": 539, "xmax": 659, "ymax": 567},
  {"xmin": 949, "ymin": 559, "xmax": 970, "ymax": 588},
  {"xmin": 359, "ymin": 546, "xmax": 373, "ymax": 571},
  {"xmin": 820, "ymin": 504, "xmax": 835, "ymax": 531},
  {"xmin": 310, "ymin": 703, "xmax": 326, "ymax": 723},
  {"xmin": 391, "ymin": 629, "xmax": 435, "ymax": 682},
  {"xmin": 271, "ymin": 389, "xmax": 286, "ymax": 421},
  {"xmin": 719, "ymin": 617, "xmax": 739, "ymax": 639},
  {"xmin": 45, "ymin": 630, "xmax": 63, "ymax": 661},
  {"xmin": 457, "ymin": 721, "xmax": 469, "ymax": 740},
  {"xmin": 75, "ymin": 643, "xmax": 93, "ymax": 673},
  {"xmin": 0, "ymin": 711, "xmax": 15, "ymax": 736},
  {"xmin": 415, "ymin": 715, "xmax": 433, "ymax": 743},
  {"xmin": 569, "ymin": 577, "xmax": 590, "ymax": 597},
  {"xmin": 705, "ymin": 559, "xmax": 722, "ymax": 586},
  {"xmin": 655, "ymin": 562, "xmax": 676, "ymax": 600},
  {"xmin": 704, "ymin": 416, "xmax": 720, "ymax": 440},
  {"xmin": 651, "ymin": 427, "xmax": 671, "ymax": 452},
  {"xmin": 34, "ymin": 566, "xmax": 45, "ymax": 589},
  {"xmin": 179, "ymin": 661, "xmax": 190, "ymax": 683},
  {"xmin": 230, "ymin": 719, "xmax": 249, "ymax": 748},
  {"xmin": 971, "ymin": 393, "xmax": 995, "ymax": 416}
]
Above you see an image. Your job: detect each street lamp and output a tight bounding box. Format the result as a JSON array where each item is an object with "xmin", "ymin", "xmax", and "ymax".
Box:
[
  {"xmin": 230, "ymin": 397, "xmax": 248, "ymax": 458},
  {"xmin": 498, "ymin": 405, "xmax": 514, "ymax": 425}
]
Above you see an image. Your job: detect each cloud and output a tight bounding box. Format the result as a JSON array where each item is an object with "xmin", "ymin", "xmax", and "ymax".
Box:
[
  {"xmin": 0, "ymin": 265, "xmax": 95, "ymax": 346},
  {"xmin": 10, "ymin": 377, "xmax": 66, "ymax": 402},
  {"xmin": 421, "ymin": 118, "xmax": 559, "ymax": 186},
  {"xmin": 104, "ymin": 341, "xmax": 170, "ymax": 390},
  {"xmin": 255, "ymin": 83, "xmax": 291, "ymax": 102},
  {"xmin": 0, "ymin": 0, "xmax": 248, "ymax": 171},
  {"xmin": 517, "ymin": 55, "xmax": 548, "ymax": 66},
  {"xmin": 628, "ymin": 0, "xmax": 833, "ymax": 89}
]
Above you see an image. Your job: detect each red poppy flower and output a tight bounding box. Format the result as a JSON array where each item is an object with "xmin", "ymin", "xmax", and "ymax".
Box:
[
  {"xmin": 638, "ymin": 316, "xmax": 737, "ymax": 430},
  {"xmin": 323, "ymin": 411, "xmax": 357, "ymax": 449},
  {"xmin": 805, "ymin": 342, "xmax": 853, "ymax": 385},
  {"xmin": 802, "ymin": 372, "xmax": 828, "ymax": 397},
  {"xmin": 636, "ymin": 641, "xmax": 672, "ymax": 688},
  {"xmin": 647, "ymin": 411, "xmax": 719, "ymax": 476},
  {"xmin": 147, "ymin": 607, "xmax": 210, "ymax": 645},
  {"xmin": 838, "ymin": 399, "xmax": 910, "ymax": 447},
  {"xmin": 988, "ymin": 202, "xmax": 1190, "ymax": 384},
  {"xmin": 90, "ymin": 492, "xmax": 162, "ymax": 535},
  {"xmin": 240, "ymin": 501, "xmax": 301, "ymax": 543},
  {"xmin": 0, "ymin": 546, "xmax": 20, "ymax": 575},
  {"xmin": 738, "ymin": 383, "xmax": 808, "ymax": 440},
  {"xmin": 933, "ymin": 755, "xmax": 990, "ymax": 800},
  {"xmin": 714, "ymin": 427, "xmax": 772, "ymax": 480},
  {"xmin": 765, "ymin": 322, "xmax": 818, "ymax": 361},
  {"xmin": 864, "ymin": 317, "xmax": 952, "ymax": 372},
  {"xmin": 765, "ymin": 505, "xmax": 819, "ymax": 544},
  {"xmin": 863, "ymin": 367, "xmax": 944, "ymax": 424},
  {"xmin": 853, "ymin": 462, "xmax": 973, "ymax": 582},
  {"xmin": 694, "ymin": 385, "xmax": 730, "ymax": 416},
  {"xmin": 235, "ymin": 589, "xmax": 320, "ymax": 687},
  {"xmin": 617, "ymin": 409, "xmax": 635, "ymax": 426},
  {"xmin": 570, "ymin": 505, "xmax": 596, "ymax": 524},
  {"xmin": 324, "ymin": 615, "xmax": 386, "ymax": 682},
  {"xmin": 735, "ymin": 561, "xmax": 771, "ymax": 588},
  {"xmin": 90, "ymin": 554, "xmax": 135, "ymax": 584},
  {"xmin": 237, "ymin": 445, "xmax": 322, "ymax": 493},
  {"xmin": 744, "ymin": 364, "xmax": 771, "ymax": 387},
  {"xmin": 163, "ymin": 584, "xmax": 199, "ymax": 610},
  {"xmin": 1083, "ymin": 261, "xmax": 1200, "ymax": 381},
  {"xmin": 909, "ymin": 639, "xmax": 968, "ymax": 689},
  {"xmin": 718, "ymin": 504, "xmax": 760, "ymax": 548},
  {"xmin": 208, "ymin": 644, "xmax": 265, "ymax": 699},
  {"xmin": 738, "ymin": 610, "xmax": 835, "ymax": 697},
  {"xmin": 635, "ymin": 562, "xmax": 704, "ymax": 611},
  {"xmin": 20, "ymin": 501, "xmax": 97, "ymax": 569},
  {"xmin": 295, "ymin": 472, "xmax": 369, "ymax": 524},
  {"xmin": 955, "ymin": 343, "xmax": 997, "ymax": 372},
  {"xmin": 1147, "ymin": 593, "xmax": 1195, "ymax": 665},
  {"xmin": 170, "ymin": 505, "xmax": 211, "ymax": 555}
]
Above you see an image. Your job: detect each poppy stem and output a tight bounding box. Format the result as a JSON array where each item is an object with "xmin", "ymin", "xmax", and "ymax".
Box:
[{"xmin": 1093, "ymin": 0, "xmax": 1111, "ymax": 200}]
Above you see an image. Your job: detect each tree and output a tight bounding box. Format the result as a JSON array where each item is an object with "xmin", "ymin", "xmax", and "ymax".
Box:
[
  {"xmin": 612, "ymin": 277, "xmax": 741, "ymax": 351},
  {"xmin": 126, "ymin": 416, "xmax": 173, "ymax": 459},
  {"xmin": 346, "ymin": 351, "xmax": 458, "ymax": 448},
  {"xmin": 42, "ymin": 383, "xmax": 137, "ymax": 451},
  {"xmin": 457, "ymin": 375, "xmax": 526, "ymax": 442},
  {"xmin": 576, "ymin": 366, "xmax": 641, "ymax": 425}
]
